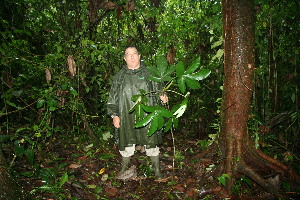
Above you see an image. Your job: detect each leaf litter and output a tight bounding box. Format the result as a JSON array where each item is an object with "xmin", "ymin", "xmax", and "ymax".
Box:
[{"xmin": 17, "ymin": 134, "xmax": 208, "ymax": 200}]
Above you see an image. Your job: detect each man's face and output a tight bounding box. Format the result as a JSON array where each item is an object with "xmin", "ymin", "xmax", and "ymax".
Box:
[{"xmin": 124, "ymin": 47, "xmax": 141, "ymax": 69}]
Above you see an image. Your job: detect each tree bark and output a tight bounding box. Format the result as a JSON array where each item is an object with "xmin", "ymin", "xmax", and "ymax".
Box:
[
  {"xmin": 208, "ymin": 0, "xmax": 300, "ymax": 197},
  {"xmin": 221, "ymin": 0, "xmax": 255, "ymax": 186}
]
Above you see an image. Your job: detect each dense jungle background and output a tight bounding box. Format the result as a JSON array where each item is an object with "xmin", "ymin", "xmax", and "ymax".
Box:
[{"xmin": 0, "ymin": 0, "xmax": 299, "ymax": 199}]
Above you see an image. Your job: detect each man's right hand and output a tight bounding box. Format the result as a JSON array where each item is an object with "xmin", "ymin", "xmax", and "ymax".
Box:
[{"xmin": 113, "ymin": 116, "xmax": 120, "ymax": 128}]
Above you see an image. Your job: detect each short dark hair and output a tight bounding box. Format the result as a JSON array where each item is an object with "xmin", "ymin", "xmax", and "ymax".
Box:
[{"xmin": 124, "ymin": 46, "xmax": 139, "ymax": 56}]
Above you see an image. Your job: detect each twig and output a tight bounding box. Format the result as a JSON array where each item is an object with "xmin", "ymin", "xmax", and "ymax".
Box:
[{"xmin": 170, "ymin": 126, "xmax": 176, "ymax": 181}]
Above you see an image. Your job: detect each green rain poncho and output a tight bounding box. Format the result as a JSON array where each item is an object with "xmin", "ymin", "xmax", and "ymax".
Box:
[{"xmin": 107, "ymin": 65, "xmax": 162, "ymax": 151}]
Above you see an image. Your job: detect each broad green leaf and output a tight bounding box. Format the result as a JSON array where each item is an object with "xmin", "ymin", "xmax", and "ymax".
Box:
[
  {"xmin": 6, "ymin": 101, "xmax": 17, "ymax": 108},
  {"xmin": 135, "ymin": 112, "xmax": 155, "ymax": 128},
  {"xmin": 139, "ymin": 89, "xmax": 147, "ymax": 95},
  {"xmin": 165, "ymin": 66, "xmax": 176, "ymax": 77},
  {"xmin": 176, "ymin": 61, "xmax": 185, "ymax": 77},
  {"xmin": 147, "ymin": 65, "xmax": 161, "ymax": 77},
  {"xmin": 189, "ymin": 69, "xmax": 211, "ymax": 81},
  {"xmin": 148, "ymin": 76, "xmax": 161, "ymax": 82},
  {"xmin": 49, "ymin": 107, "xmax": 56, "ymax": 111},
  {"xmin": 211, "ymin": 39, "xmax": 223, "ymax": 49},
  {"xmin": 131, "ymin": 94, "xmax": 141, "ymax": 102},
  {"xmin": 164, "ymin": 118, "xmax": 173, "ymax": 132},
  {"xmin": 148, "ymin": 57, "xmax": 175, "ymax": 82},
  {"xmin": 178, "ymin": 77, "xmax": 186, "ymax": 93},
  {"xmin": 173, "ymin": 99, "xmax": 188, "ymax": 118},
  {"xmin": 61, "ymin": 83, "xmax": 68, "ymax": 90},
  {"xmin": 157, "ymin": 56, "xmax": 168, "ymax": 74},
  {"xmin": 161, "ymin": 65, "xmax": 175, "ymax": 81},
  {"xmin": 137, "ymin": 106, "xmax": 145, "ymax": 120},
  {"xmin": 14, "ymin": 143, "xmax": 25, "ymax": 156},
  {"xmin": 70, "ymin": 87, "xmax": 78, "ymax": 96},
  {"xmin": 173, "ymin": 118, "xmax": 179, "ymax": 129},
  {"xmin": 217, "ymin": 174, "xmax": 230, "ymax": 186},
  {"xmin": 33, "ymin": 125, "xmax": 39, "ymax": 131},
  {"xmin": 141, "ymin": 96, "xmax": 148, "ymax": 103},
  {"xmin": 212, "ymin": 49, "xmax": 224, "ymax": 61},
  {"xmin": 59, "ymin": 172, "xmax": 69, "ymax": 187},
  {"xmin": 185, "ymin": 57, "xmax": 200, "ymax": 74},
  {"xmin": 159, "ymin": 108, "xmax": 173, "ymax": 118},
  {"xmin": 130, "ymin": 92, "xmax": 148, "ymax": 114},
  {"xmin": 157, "ymin": 115, "xmax": 165, "ymax": 130},
  {"xmin": 142, "ymin": 105, "xmax": 156, "ymax": 113},
  {"xmin": 25, "ymin": 148, "xmax": 35, "ymax": 165},
  {"xmin": 162, "ymin": 76, "xmax": 172, "ymax": 82},
  {"xmin": 130, "ymin": 102, "xmax": 145, "ymax": 121},
  {"xmin": 148, "ymin": 115, "xmax": 159, "ymax": 136},
  {"xmin": 184, "ymin": 77, "xmax": 201, "ymax": 89}
]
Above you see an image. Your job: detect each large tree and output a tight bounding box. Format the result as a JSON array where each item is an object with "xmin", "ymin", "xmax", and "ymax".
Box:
[{"xmin": 197, "ymin": 0, "xmax": 300, "ymax": 198}]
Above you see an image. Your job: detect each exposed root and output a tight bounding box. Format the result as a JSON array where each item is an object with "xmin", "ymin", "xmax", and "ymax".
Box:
[
  {"xmin": 194, "ymin": 137, "xmax": 300, "ymax": 198},
  {"xmin": 252, "ymin": 147, "xmax": 300, "ymax": 183},
  {"xmin": 237, "ymin": 164, "xmax": 284, "ymax": 198},
  {"xmin": 198, "ymin": 186, "xmax": 229, "ymax": 199}
]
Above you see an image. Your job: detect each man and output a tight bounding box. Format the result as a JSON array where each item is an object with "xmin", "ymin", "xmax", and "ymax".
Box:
[{"xmin": 107, "ymin": 46, "xmax": 168, "ymax": 179}]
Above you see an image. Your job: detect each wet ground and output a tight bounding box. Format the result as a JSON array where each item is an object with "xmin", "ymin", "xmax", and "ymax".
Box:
[
  {"xmin": 18, "ymin": 137, "xmax": 209, "ymax": 200},
  {"xmin": 16, "ymin": 134, "xmax": 300, "ymax": 199}
]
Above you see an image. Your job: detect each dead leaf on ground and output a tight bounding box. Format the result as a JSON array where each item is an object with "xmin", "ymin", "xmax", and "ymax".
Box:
[
  {"xmin": 174, "ymin": 184, "xmax": 186, "ymax": 193},
  {"xmin": 68, "ymin": 163, "xmax": 81, "ymax": 169},
  {"xmin": 186, "ymin": 178, "xmax": 197, "ymax": 185},
  {"xmin": 166, "ymin": 147, "xmax": 172, "ymax": 151},
  {"xmin": 186, "ymin": 187, "xmax": 198, "ymax": 197},
  {"xmin": 155, "ymin": 176, "xmax": 177, "ymax": 183},
  {"xmin": 104, "ymin": 186, "xmax": 118, "ymax": 197},
  {"xmin": 78, "ymin": 155, "xmax": 87, "ymax": 161}
]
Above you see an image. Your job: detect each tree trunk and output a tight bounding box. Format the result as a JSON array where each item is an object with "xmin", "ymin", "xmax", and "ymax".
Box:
[
  {"xmin": 196, "ymin": 0, "xmax": 300, "ymax": 198},
  {"xmin": 221, "ymin": 0, "xmax": 256, "ymax": 188},
  {"xmin": 0, "ymin": 150, "xmax": 23, "ymax": 200}
]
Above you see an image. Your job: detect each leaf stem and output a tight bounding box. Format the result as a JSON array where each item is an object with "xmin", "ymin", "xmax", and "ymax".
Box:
[{"xmin": 165, "ymin": 89, "xmax": 186, "ymax": 98}]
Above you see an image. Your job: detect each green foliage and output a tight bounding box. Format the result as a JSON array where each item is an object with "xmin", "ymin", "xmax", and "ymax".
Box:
[
  {"xmin": 131, "ymin": 56, "xmax": 211, "ymax": 136},
  {"xmin": 176, "ymin": 58, "xmax": 211, "ymax": 93},
  {"xmin": 217, "ymin": 174, "xmax": 230, "ymax": 186},
  {"xmin": 147, "ymin": 57, "xmax": 175, "ymax": 82},
  {"xmin": 232, "ymin": 175, "xmax": 253, "ymax": 195},
  {"xmin": 0, "ymin": 0, "xmax": 299, "ymax": 198}
]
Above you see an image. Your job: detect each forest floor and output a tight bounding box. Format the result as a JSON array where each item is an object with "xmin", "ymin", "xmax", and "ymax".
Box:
[
  {"xmin": 16, "ymin": 132, "xmax": 300, "ymax": 200},
  {"xmin": 17, "ymin": 135, "xmax": 206, "ymax": 199}
]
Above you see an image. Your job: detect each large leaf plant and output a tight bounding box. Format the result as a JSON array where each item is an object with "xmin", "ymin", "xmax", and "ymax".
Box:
[{"xmin": 130, "ymin": 56, "xmax": 211, "ymax": 136}]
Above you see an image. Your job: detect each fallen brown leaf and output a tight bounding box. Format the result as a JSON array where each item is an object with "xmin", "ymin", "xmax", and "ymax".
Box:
[
  {"xmin": 104, "ymin": 186, "xmax": 118, "ymax": 197},
  {"xmin": 68, "ymin": 163, "xmax": 81, "ymax": 169}
]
